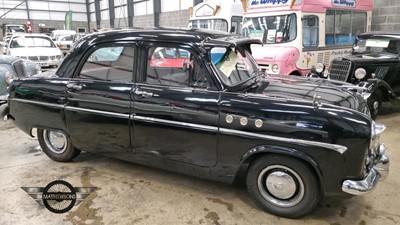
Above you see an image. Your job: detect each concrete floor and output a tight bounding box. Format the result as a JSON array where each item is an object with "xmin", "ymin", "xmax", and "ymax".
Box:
[{"xmin": 0, "ymin": 104, "xmax": 400, "ymax": 225}]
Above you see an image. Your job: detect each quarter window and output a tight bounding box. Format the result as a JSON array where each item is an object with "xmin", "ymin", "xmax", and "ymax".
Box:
[{"xmin": 79, "ymin": 46, "xmax": 134, "ymax": 82}]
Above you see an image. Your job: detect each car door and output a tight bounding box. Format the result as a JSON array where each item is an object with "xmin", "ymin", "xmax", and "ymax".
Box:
[
  {"xmin": 65, "ymin": 43, "xmax": 136, "ymax": 156},
  {"xmin": 132, "ymin": 43, "xmax": 220, "ymax": 167}
]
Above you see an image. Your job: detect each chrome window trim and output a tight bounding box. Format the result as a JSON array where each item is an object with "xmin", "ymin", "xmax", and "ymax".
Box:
[{"xmin": 66, "ymin": 106, "xmax": 130, "ymax": 119}]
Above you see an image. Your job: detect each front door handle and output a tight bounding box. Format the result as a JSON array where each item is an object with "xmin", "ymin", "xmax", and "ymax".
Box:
[
  {"xmin": 66, "ymin": 83, "xmax": 83, "ymax": 91},
  {"xmin": 135, "ymin": 90, "xmax": 153, "ymax": 98}
]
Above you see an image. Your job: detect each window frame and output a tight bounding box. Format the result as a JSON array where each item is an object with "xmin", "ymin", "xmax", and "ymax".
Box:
[
  {"xmin": 302, "ymin": 15, "xmax": 319, "ymax": 48},
  {"xmin": 139, "ymin": 42, "xmax": 217, "ymax": 90},
  {"xmin": 73, "ymin": 42, "xmax": 137, "ymax": 83}
]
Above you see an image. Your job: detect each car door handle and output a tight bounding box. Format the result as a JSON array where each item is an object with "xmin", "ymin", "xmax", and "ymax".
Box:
[
  {"xmin": 135, "ymin": 91, "xmax": 153, "ymax": 98},
  {"xmin": 66, "ymin": 83, "xmax": 83, "ymax": 91}
]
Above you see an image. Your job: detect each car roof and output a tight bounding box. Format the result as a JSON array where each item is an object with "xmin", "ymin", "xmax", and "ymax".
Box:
[
  {"xmin": 79, "ymin": 27, "xmax": 260, "ymax": 47},
  {"xmin": 11, "ymin": 33, "xmax": 51, "ymax": 38},
  {"xmin": 357, "ymin": 31, "xmax": 400, "ymax": 39}
]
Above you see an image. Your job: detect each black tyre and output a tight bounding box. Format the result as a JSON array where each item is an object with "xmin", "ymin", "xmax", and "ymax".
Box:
[
  {"xmin": 246, "ymin": 155, "xmax": 320, "ymax": 218},
  {"xmin": 368, "ymin": 89, "xmax": 383, "ymax": 120},
  {"xmin": 37, "ymin": 129, "xmax": 80, "ymax": 162}
]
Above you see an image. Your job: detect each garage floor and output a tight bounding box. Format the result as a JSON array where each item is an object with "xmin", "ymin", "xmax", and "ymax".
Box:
[{"xmin": 0, "ymin": 103, "xmax": 399, "ymax": 225}]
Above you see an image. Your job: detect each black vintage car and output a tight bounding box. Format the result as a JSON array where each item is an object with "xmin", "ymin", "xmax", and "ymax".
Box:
[
  {"xmin": 3, "ymin": 28, "xmax": 389, "ymax": 218},
  {"xmin": 328, "ymin": 32, "xmax": 400, "ymax": 119}
]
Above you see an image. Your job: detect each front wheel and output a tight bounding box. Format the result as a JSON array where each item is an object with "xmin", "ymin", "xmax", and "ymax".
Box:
[
  {"xmin": 246, "ymin": 155, "xmax": 320, "ymax": 218},
  {"xmin": 37, "ymin": 129, "xmax": 80, "ymax": 162}
]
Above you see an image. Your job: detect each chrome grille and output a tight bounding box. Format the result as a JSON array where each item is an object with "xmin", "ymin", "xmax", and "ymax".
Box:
[
  {"xmin": 329, "ymin": 60, "xmax": 351, "ymax": 82},
  {"xmin": 28, "ymin": 56, "xmax": 38, "ymax": 61},
  {"xmin": 39, "ymin": 56, "xmax": 49, "ymax": 60}
]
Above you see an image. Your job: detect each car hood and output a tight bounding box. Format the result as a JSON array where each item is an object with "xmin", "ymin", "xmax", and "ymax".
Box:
[
  {"xmin": 9, "ymin": 47, "xmax": 62, "ymax": 56},
  {"xmin": 252, "ymin": 75, "xmax": 366, "ymax": 111}
]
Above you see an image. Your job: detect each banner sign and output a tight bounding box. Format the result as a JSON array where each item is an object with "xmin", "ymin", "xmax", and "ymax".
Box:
[{"xmin": 65, "ymin": 10, "xmax": 73, "ymax": 30}]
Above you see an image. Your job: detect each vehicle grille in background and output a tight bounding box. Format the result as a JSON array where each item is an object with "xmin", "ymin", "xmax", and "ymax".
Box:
[
  {"xmin": 27, "ymin": 56, "xmax": 49, "ymax": 61},
  {"xmin": 13, "ymin": 60, "xmax": 27, "ymax": 78},
  {"xmin": 329, "ymin": 60, "xmax": 351, "ymax": 82}
]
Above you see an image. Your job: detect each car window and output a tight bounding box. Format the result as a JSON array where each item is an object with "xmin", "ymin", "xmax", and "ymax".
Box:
[
  {"xmin": 79, "ymin": 46, "xmax": 134, "ymax": 82},
  {"xmin": 10, "ymin": 36, "xmax": 55, "ymax": 48},
  {"xmin": 146, "ymin": 46, "xmax": 208, "ymax": 88}
]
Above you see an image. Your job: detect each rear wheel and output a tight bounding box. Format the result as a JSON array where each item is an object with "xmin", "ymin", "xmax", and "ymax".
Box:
[
  {"xmin": 37, "ymin": 129, "xmax": 80, "ymax": 162},
  {"xmin": 246, "ymin": 155, "xmax": 320, "ymax": 218},
  {"xmin": 368, "ymin": 89, "xmax": 383, "ymax": 120}
]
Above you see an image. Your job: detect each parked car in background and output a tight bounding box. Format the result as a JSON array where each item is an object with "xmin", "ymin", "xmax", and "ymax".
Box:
[
  {"xmin": 0, "ymin": 55, "xmax": 40, "ymax": 107},
  {"xmin": 327, "ymin": 32, "xmax": 400, "ymax": 119},
  {"xmin": 50, "ymin": 30, "xmax": 76, "ymax": 55},
  {"xmin": 6, "ymin": 33, "xmax": 63, "ymax": 69},
  {"xmin": 3, "ymin": 28, "xmax": 389, "ymax": 218}
]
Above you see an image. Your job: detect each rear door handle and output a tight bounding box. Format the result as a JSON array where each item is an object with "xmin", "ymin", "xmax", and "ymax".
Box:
[
  {"xmin": 66, "ymin": 83, "xmax": 83, "ymax": 91},
  {"xmin": 135, "ymin": 91, "xmax": 153, "ymax": 98}
]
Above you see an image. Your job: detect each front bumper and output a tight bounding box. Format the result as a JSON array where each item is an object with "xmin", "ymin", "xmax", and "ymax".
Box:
[{"xmin": 342, "ymin": 144, "xmax": 389, "ymax": 195}]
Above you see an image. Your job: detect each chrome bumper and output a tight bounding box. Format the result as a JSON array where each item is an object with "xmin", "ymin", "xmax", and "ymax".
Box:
[{"xmin": 342, "ymin": 144, "xmax": 389, "ymax": 195}]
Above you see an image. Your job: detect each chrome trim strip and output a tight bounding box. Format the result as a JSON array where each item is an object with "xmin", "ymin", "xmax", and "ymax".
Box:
[
  {"xmin": 133, "ymin": 115, "xmax": 219, "ymax": 132},
  {"xmin": 219, "ymin": 128, "xmax": 347, "ymax": 154},
  {"xmin": 66, "ymin": 106, "xmax": 130, "ymax": 119},
  {"xmin": 12, "ymin": 98, "xmax": 64, "ymax": 109}
]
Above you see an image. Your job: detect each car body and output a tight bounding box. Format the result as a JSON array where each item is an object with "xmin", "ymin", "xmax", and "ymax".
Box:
[
  {"xmin": 0, "ymin": 55, "xmax": 40, "ymax": 105},
  {"xmin": 327, "ymin": 32, "xmax": 400, "ymax": 118},
  {"xmin": 4, "ymin": 28, "xmax": 389, "ymax": 218},
  {"xmin": 6, "ymin": 33, "xmax": 64, "ymax": 69},
  {"xmin": 50, "ymin": 30, "xmax": 76, "ymax": 54}
]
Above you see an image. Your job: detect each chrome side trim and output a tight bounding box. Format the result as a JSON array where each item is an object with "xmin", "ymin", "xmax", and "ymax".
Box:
[
  {"xmin": 219, "ymin": 128, "xmax": 347, "ymax": 154},
  {"xmin": 66, "ymin": 106, "xmax": 130, "ymax": 119},
  {"xmin": 12, "ymin": 98, "xmax": 64, "ymax": 109},
  {"xmin": 133, "ymin": 115, "xmax": 219, "ymax": 132}
]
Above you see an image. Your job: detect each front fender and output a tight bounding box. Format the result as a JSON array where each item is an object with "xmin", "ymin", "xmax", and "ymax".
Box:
[
  {"xmin": 240, "ymin": 144, "xmax": 347, "ymax": 196},
  {"xmin": 358, "ymin": 79, "xmax": 397, "ymax": 102}
]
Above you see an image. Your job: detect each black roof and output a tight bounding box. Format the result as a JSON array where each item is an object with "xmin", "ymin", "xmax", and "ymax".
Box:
[
  {"xmin": 82, "ymin": 27, "xmax": 236, "ymax": 45},
  {"xmin": 357, "ymin": 31, "xmax": 400, "ymax": 39}
]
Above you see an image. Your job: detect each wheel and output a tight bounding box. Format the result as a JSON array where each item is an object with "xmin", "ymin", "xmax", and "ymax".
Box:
[
  {"xmin": 37, "ymin": 129, "xmax": 80, "ymax": 162},
  {"xmin": 367, "ymin": 89, "xmax": 383, "ymax": 120},
  {"xmin": 246, "ymin": 155, "xmax": 320, "ymax": 218}
]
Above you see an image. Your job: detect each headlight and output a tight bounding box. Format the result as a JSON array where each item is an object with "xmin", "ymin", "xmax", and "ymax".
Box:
[
  {"xmin": 271, "ymin": 64, "xmax": 279, "ymax": 73},
  {"xmin": 56, "ymin": 55, "xmax": 63, "ymax": 60},
  {"xmin": 50, "ymin": 56, "xmax": 56, "ymax": 60},
  {"xmin": 5, "ymin": 71, "xmax": 13, "ymax": 85},
  {"xmin": 315, "ymin": 63, "xmax": 325, "ymax": 73},
  {"xmin": 355, "ymin": 68, "xmax": 366, "ymax": 80}
]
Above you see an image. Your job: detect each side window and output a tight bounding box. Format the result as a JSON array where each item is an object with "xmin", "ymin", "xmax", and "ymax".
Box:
[
  {"xmin": 325, "ymin": 10, "xmax": 367, "ymax": 46},
  {"xmin": 146, "ymin": 46, "xmax": 209, "ymax": 89},
  {"xmin": 79, "ymin": 46, "xmax": 134, "ymax": 82},
  {"xmin": 302, "ymin": 15, "xmax": 319, "ymax": 47}
]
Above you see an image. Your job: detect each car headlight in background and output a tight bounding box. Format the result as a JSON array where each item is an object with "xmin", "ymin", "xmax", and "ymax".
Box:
[
  {"xmin": 56, "ymin": 55, "xmax": 63, "ymax": 60},
  {"xmin": 271, "ymin": 64, "xmax": 279, "ymax": 73},
  {"xmin": 5, "ymin": 71, "xmax": 13, "ymax": 84},
  {"xmin": 50, "ymin": 56, "xmax": 56, "ymax": 60},
  {"xmin": 355, "ymin": 68, "xmax": 366, "ymax": 80},
  {"xmin": 315, "ymin": 63, "xmax": 325, "ymax": 73}
]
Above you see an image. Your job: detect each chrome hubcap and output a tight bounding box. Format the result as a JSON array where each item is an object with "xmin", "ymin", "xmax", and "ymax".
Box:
[
  {"xmin": 43, "ymin": 130, "xmax": 67, "ymax": 154},
  {"xmin": 258, "ymin": 165, "xmax": 305, "ymax": 207}
]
